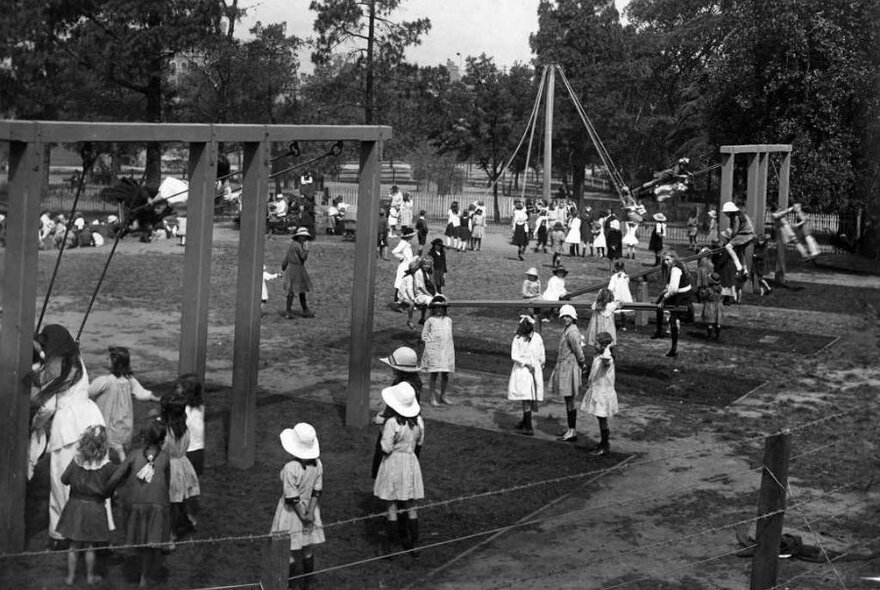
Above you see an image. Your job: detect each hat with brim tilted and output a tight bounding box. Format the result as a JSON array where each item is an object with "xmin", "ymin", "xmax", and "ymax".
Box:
[
  {"xmin": 558, "ymin": 304, "xmax": 578, "ymax": 320},
  {"xmin": 652, "ymin": 213, "xmax": 667, "ymax": 222},
  {"xmin": 280, "ymin": 422, "xmax": 320, "ymax": 459},
  {"xmin": 293, "ymin": 227, "xmax": 312, "ymax": 239},
  {"xmin": 380, "ymin": 346, "xmax": 421, "ymax": 372},
  {"xmin": 428, "ymin": 294, "xmax": 448, "ymax": 308},
  {"xmin": 722, "ymin": 201, "xmax": 739, "ymax": 214},
  {"xmin": 381, "ymin": 382, "xmax": 420, "ymax": 418}
]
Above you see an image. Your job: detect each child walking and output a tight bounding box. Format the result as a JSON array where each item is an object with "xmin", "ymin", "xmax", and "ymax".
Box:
[
  {"xmin": 580, "ymin": 331, "xmax": 618, "ymax": 455},
  {"xmin": 88, "ymin": 346, "xmax": 161, "ymax": 462},
  {"xmin": 108, "ymin": 420, "xmax": 172, "ymax": 588},
  {"xmin": 271, "ymin": 423, "xmax": 324, "ymax": 590},
  {"xmin": 421, "ymin": 295, "xmax": 455, "ymax": 407},
  {"xmin": 56, "ymin": 425, "xmax": 117, "ymax": 586},
  {"xmin": 373, "ymin": 383, "xmax": 425, "ymax": 555},
  {"xmin": 282, "ymin": 227, "xmax": 315, "ymax": 319},
  {"xmin": 160, "ymin": 393, "xmax": 200, "ymax": 541},
  {"xmin": 551, "ymin": 305, "xmax": 586, "ymax": 442},
  {"xmin": 586, "ymin": 288, "xmax": 619, "ymax": 348},
  {"xmin": 549, "ymin": 222, "xmax": 566, "ymax": 268},
  {"xmin": 507, "ymin": 315, "xmax": 545, "ymax": 436}
]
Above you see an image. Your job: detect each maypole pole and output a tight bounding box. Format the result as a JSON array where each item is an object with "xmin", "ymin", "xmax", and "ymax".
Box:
[{"xmin": 543, "ymin": 64, "xmax": 555, "ymax": 203}]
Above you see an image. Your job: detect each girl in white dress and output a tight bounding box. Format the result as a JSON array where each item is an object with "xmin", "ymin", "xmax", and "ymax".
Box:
[
  {"xmin": 271, "ymin": 423, "xmax": 324, "ymax": 587},
  {"xmin": 581, "ymin": 331, "xmax": 618, "ymax": 455},
  {"xmin": 507, "ymin": 315, "xmax": 545, "ymax": 436},
  {"xmin": 622, "ymin": 221, "xmax": 639, "ymax": 259},
  {"xmin": 564, "ymin": 215, "xmax": 582, "ymax": 257},
  {"xmin": 421, "ymin": 295, "xmax": 455, "ymax": 406},
  {"xmin": 391, "ymin": 230, "xmax": 415, "ymax": 308},
  {"xmin": 373, "ymin": 384, "xmax": 425, "ymax": 554},
  {"xmin": 592, "ymin": 218, "xmax": 607, "ymax": 257}
]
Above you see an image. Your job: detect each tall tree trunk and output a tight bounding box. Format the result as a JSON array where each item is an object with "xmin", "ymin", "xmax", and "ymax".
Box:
[
  {"xmin": 145, "ymin": 73, "xmax": 163, "ymax": 189},
  {"xmin": 492, "ymin": 173, "xmax": 501, "ymax": 223},
  {"xmin": 365, "ymin": 0, "xmax": 376, "ymax": 125}
]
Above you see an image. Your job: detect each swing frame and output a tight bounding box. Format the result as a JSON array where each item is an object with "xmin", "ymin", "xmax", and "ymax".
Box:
[
  {"xmin": 0, "ymin": 120, "xmax": 391, "ymax": 552},
  {"xmin": 717, "ymin": 144, "xmax": 793, "ymax": 287}
]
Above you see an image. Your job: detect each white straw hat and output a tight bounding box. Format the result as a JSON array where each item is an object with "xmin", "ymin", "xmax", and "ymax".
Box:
[
  {"xmin": 380, "ymin": 346, "xmax": 421, "ymax": 373},
  {"xmin": 526, "ymin": 267, "xmax": 539, "ymax": 276},
  {"xmin": 280, "ymin": 423, "xmax": 320, "ymax": 459},
  {"xmin": 722, "ymin": 201, "xmax": 739, "ymax": 213},
  {"xmin": 652, "ymin": 212, "xmax": 667, "ymax": 222},
  {"xmin": 559, "ymin": 304, "xmax": 578, "ymax": 320},
  {"xmin": 381, "ymin": 383, "xmax": 421, "ymax": 418}
]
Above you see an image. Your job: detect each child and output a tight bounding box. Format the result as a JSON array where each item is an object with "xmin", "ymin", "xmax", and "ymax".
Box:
[
  {"xmin": 262, "ymin": 264, "xmax": 280, "ymax": 316},
  {"xmin": 88, "ymin": 346, "xmax": 161, "ymax": 462},
  {"xmin": 507, "ymin": 315, "xmax": 545, "ymax": 436},
  {"xmin": 580, "ymin": 331, "xmax": 618, "ymax": 455},
  {"xmin": 522, "ymin": 267, "xmax": 542, "ymax": 299},
  {"xmin": 160, "ymin": 393, "xmax": 200, "ymax": 540},
  {"xmin": 392, "ymin": 229, "xmax": 416, "ymax": 308},
  {"xmin": 592, "ymin": 218, "xmax": 606, "ymax": 258},
  {"xmin": 108, "ymin": 420, "xmax": 171, "ymax": 587},
  {"xmin": 271, "ymin": 423, "xmax": 324, "ymax": 589},
  {"xmin": 622, "ymin": 220, "xmax": 639, "ymax": 259},
  {"xmin": 428, "ymin": 238, "xmax": 447, "ymax": 294},
  {"xmin": 282, "ymin": 227, "xmax": 315, "ymax": 318},
  {"xmin": 549, "ymin": 222, "xmax": 566, "ymax": 268},
  {"xmin": 586, "ymin": 288, "xmax": 619, "ymax": 348},
  {"xmin": 377, "ymin": 208, "xmax": 390, "ymax": 260},
  {"xmin": 176, "ymin": 374, "xmax": 205, "ymax": 476},
  {"xmin": 421, "ymin": 295, "xmax": 455, "ymax": 407},
  {"xmin": 551, "ymin": 305, "xmax": 586, "ymax": 442},
  {"xmin": 607, "ymin": 262, "xmax": 633, "ymax": 329},
  {"xmin": 415, "ymin": 209, "xmax": 429, "ymax": 256},
  {"xmin": 700, "ymin": 272, "xmax": 723, "ymax": 340},
  {"xmin": 470, "ymin": 206, "xmax": 485, "ymax": 251},
  {"xmin": 56, "ymin": 425, "xmax": 117, "ymax": 586},
  {"xmin": 533, "ymin": 210, "xmax": 549, "ymax": 253},
  {"xmin": 373, "ymin": 382, "xmax": 424, "ymax": 554},
  {"xmin": 649, "ymin": 213, "xmax": 666, "ymax": 265}
]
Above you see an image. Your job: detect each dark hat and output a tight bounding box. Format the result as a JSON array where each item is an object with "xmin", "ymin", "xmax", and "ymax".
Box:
[
  {"xmin": 431, "ymin": 237, "xmax": 444, "ymax": 246},
  {"xmin": 553, "ymin": 266, "xmax": 569, "ymax": 276},
  {"xmin": 428, "ymin": 294, "xmax": 449, "ymax": 308}
]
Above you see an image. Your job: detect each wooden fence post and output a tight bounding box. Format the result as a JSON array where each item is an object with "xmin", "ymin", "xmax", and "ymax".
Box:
[
  {"xmin": 261, "ymin": 533, "xmax": 291, "ymax": 590},
  {"xmin": 750, "ymin": 430, "xmax": 791, "ymax": 590},
  {"xmin": 636, "ymin": 280, "xmax": 649, "ymax": 328}
]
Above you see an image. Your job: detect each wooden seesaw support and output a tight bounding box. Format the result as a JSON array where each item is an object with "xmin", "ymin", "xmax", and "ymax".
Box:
[{"xmin": 0, "ymin": 120, "xmax": 391, "ymax": 552}]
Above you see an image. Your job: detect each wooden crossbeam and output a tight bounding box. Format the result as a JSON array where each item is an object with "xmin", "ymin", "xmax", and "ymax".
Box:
[
  {"xmin": 443, "ymin": 300, "xmax": 687, "ymax": 313},
  {"xmin": 562, "ymin": 246, "xmax": 725, "ymax": 300}
]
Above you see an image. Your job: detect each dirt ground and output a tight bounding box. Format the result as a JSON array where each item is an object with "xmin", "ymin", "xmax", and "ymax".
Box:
[{"xmin": 3, "ymin": 221, "xmax": 879, "ymax": 589}]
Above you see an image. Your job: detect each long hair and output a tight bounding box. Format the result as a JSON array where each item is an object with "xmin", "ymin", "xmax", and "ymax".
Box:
[
  {"xmin": 392, "ymin": 371, "xmax": 423, "ymax": 402},
  {"xmin": 160, "ymin": 391, "xmax": 188, "ymax": 439},
  {"xmin": 35, "ymin": 326, "xmax": 84, "ymax": 400},
  {"xmin": 594, "ymin": 288, "xmax": 615, "ymax": 312},
  {"xmin": 140, "ymin": 420, "xmax": 167, "ymax": 461},
  {"xmin": 176, "ymin": 373, "xmax": 204, "ymax": 408},
  {"xmin": 109, "ymin": 346, "xmax": 132, "ymax": 378},
  {"xmin": 595, "ymin": 331, "xmax": 616, "ymax": 360},
  {"xmin": 390, "ymin": 407, "xmax": 420, "ymax": 430},
  {"xmin": 77, "ymin": 425, "xmax": 109, "ymax": 464}
]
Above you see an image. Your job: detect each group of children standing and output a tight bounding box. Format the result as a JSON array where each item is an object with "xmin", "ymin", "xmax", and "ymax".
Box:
[{"xmin": 29, "ymin": 324, "xmax": 205, "ymax": 587}]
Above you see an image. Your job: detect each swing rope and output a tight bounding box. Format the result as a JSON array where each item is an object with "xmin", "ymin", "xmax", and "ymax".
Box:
[
  {"xmin": 518, "ymin": 67, "xmax": 548, "ymax": 201},
  {"xmin": 74, "ymin": 142, "xmax": 344, "ymax": 341},
  {"xmin": 36, "ymin": 143, "xmax": 98, "ymax": 333}
]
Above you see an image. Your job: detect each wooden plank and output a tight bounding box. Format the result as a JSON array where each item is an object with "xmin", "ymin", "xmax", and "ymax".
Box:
[
  {"xmin": 228, "ymin": 141, "xmax": 269, "ymax": 469},
  {"xmin": 0, "ymin": 120, "xmax": 392, "ymax": 143},
  {"xmin": 720, "ymin": 144, "xmax": 792, "ymax": 154},
  {"xmin": 0, "ymin": 137, "xmax": 44, "ymax": 552},
  {"xmin": 260, "ymin": 533, "xmax": 291, "ymax": 590},
  {"xmin": 178, "ymin": 141, "xmax": 217, "ymax": 380},
  {"xmin": 750, "ymin": 430, "xmax": 791, "ymax": 589},
  {"xmin": 346, "ymin": 140, "xmax": 382, "ymax": 428},
  {"xmin": 444, "ymin": 300, "xmax": 684, "ymax": 312}
]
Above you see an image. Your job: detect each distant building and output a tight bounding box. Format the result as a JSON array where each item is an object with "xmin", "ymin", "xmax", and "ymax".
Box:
[
  {"xmin": 445, "ymin": 59, "xmax": 462, "ymax": 83},
  {"xmin": 168, "ymin": 52, "xmax": 206, "ymax": 86}
]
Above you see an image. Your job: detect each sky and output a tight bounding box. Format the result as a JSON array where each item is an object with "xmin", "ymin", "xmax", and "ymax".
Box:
[{"xmin": 237, "ymin": 0, "xmax": 630, "ymax": 73}]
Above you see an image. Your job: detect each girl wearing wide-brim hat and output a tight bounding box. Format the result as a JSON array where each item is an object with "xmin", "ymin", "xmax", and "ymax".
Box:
[
  {"xmin": 550, "ymin": 305, "xmax": 586, "ymax": 442},
  {"xmin": 271, "ymin": 423, "xmax": 324, "ymax": 585},
  {"xmin": 372, "ymin": 346, "xmax": 423, "ymax": 480},
  {"xmin": 282, "ymin": 227, "xmax": 315, "ymax": 318},
  {"xmin": 649, "ymin": 213, "xmax": 667, "ymax": 266},
  {"xmin": 373, "ymin": 382, "xmax": 425, "ymax": 555}
]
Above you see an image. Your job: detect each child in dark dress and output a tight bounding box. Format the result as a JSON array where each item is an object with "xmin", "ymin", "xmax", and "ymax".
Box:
[
  {"xmin": 428, "ymin": 238, "xmax": 447, "ymax": 294},
  {"xmin": 108, "ymin": 421, "xmax": 171, "ymax": 588},
  {"xmin": 57, "ymin": 425, "xmax": 117, "ymax": 586}
]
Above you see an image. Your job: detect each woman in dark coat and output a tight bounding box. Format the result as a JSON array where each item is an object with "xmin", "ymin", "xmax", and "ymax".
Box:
[{"xmin": 282, "ymin": 227, "xmax": 315, "ymax": 318}]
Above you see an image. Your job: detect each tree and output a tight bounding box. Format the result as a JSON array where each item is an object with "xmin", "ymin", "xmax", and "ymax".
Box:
[
  {"xmin": 0, "ymin": 1, "xmax": 229, "ymax": 185},
  {"xmin": 309, "ymin": 0, "xmax": 431, "ymax": 124},
  {"xmin": 429, "ymin": 56, "xmax": 536, "ymax": 222}
]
